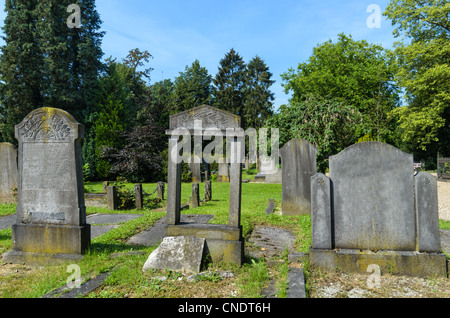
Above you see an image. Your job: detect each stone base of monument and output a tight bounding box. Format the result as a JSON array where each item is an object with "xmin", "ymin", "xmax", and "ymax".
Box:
[
  {"xmin": 2, "ymin": 223, "xmax": 91, "ymax": 265},
  {"xmin": 164, "ymin": 223, "xmax": 244, "ymax": 266},
  {"xmin": 309, "ymin": 248, "xmax": 448, "ymax": 278}
]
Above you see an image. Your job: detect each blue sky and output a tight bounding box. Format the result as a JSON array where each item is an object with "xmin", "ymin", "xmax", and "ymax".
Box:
[{"xmin": 0, "ymin": 0, "xmax": 397, "ymax": 109}]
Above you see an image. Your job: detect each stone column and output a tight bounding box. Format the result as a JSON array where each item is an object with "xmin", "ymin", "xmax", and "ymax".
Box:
[
  {"xmin": 191, "ymin": 183, "xmax": 200, "ymax": 208},
  {"xmin": 157, "ymin": 182, "xmax": 165, "ymax": 201},
  {"xmin": 228, "ymin": 136, "xmax": 242, "ymax": 228},
  {"xmin": 167, "ymin": 136, "xmax": 181, "ymax": 225},
  {"xmin": 311, "ymin": 173, "xmax": 332, "ymax": 249},
  {"xmin": 135, "ymin": 184, "xmax": 143, "ymax": 209},
  {"xmin": 107, "ymin": 186, "xmax": 118, "ymax": 210},
  {"xmin": 415, "ymin": 172, "xmax": 440, "ymax": 253},
  {"xmin": 205, "ymin": 180, "xmax": 212, "ymax": 202}
]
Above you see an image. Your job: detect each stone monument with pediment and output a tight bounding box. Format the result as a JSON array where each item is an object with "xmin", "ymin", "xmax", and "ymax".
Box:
[
  {"xmin": 164, "ymin": 105, "xmax": 244, "ymax": 265},
  {"xmin": 2, "ymin": 107, "xmax": 90, "ymax": 265}
]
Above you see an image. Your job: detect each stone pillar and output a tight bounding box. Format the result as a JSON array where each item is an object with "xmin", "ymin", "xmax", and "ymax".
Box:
[
  {"xmin": 0, "ymin": 143, "xmax": 18, "ymax": 204},
  {"xmin": 204, "ymin": 180, "xmax": 212, "ymax": 202},
  {"xmin": 167, "ymin": 136, "xmax": 181, "ymax": 225},
  {"xmin": 135, "ymin": 184, "xmax": 143, "ymax": 209},
  {"xmin": 415, "ymin": 172, "xmax": 440, "ymax": 253},
  {"xmin": 228, "ymin": 136, "xmax": 242, "ymax": 228},
  {"xmin": 157, "ymin": 182, "xmax": 165, "ymax": 201},
  {"xmin": 311, "ymin": 173, "xmax": 332, "ymax": 249},
  {"xmin": 107, "ymin": 186, "xmax": 118, "ymax": 210},
  {"xmin": 191, "ymin": 183, "xmax": 200, "ymax": 208}
]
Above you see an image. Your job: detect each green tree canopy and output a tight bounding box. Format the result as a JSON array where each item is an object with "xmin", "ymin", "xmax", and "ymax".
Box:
[
  {"xmin": 170, "ymin": 60, "xmax": 212, "ymax": 113},
  {"xmin": 384, "ymin": 0, "xmax": 450, "ymax": 156},
  {"xmin": 281, "ymin": 33, "xmax": 401, "ymax": 143},
  {"xmin": 244, "ymin": 56, "xmax": 275, "ymax": 130}
]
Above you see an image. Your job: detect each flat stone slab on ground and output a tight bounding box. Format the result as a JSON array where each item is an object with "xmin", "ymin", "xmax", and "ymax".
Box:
[
  {"xmin": 142, "ymin": 236, "xmax": 206, "ymax": 273},
  {"xmin": 87, "ymin": 213, "xmax": 143, "ymax": 224},
  {"xmin": 286, "ymin": 268, "xmax": 306, "ymax": 298},
  {"xmin": 247, "ymin": 226, "xmax": 297, "ymax": 259},
  {"xmin": 127, "ymin": 214, "xmax": 215, "ymax": 247}
]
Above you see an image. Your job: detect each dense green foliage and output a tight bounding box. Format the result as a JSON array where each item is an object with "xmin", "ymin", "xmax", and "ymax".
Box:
[
  {"xmin": 0, "ymin": 0, "xmax": 104, "ymax": 143},
  {"xmin": 384, "ymin": 0, "xmax": 450, "ymax": 160},
  {"xmin": 0, "ymin": 0, "xmax": 447, "ymax": 179}
]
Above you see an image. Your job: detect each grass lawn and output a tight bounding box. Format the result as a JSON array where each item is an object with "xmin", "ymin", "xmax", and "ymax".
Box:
[{"xmin": 0, "ymin": 180, "xmax": 311, "ymax": 298}]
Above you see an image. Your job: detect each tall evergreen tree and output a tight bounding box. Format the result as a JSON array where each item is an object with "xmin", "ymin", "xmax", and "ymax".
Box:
[
  {"xmin": 244, "ymin": 56, "xmax": 275, "ymax": 129},
  {"xmin": 0, "ymin": 0, "xmax": 44, "ymax": 143},
  {"xmin": 212, "ymin": 49, "xmax": 247, "ymax": 120},
  {"xmin": 0, "ymin": 0, "xmax": 104, "ymax": 143},
  {"xmin": 171, "ymin": 60, "xmax": 212, "ymax": 113}
]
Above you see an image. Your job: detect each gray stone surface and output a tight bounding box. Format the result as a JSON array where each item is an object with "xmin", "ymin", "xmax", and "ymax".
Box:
[
  {"xmin": 415, "ymin": 172, "xmax": 441, "ymax": 252},
  {"xmin": 135, "ymin": 184, "xmax": 143, "ymax": 209},
  {"xmin": 309, "ymin": 142, "xmax": 446, "ymax": 278},
  {"xmin": 142, "ymin": 236, "xmax": 206, "ymax": 273},
  {"xmin": 218, "ymin": 162, "xmax": 230, "ymax": 182},
  {"xmin": 87, "ymin": 213, "xmax": 142, "ymax": 225},
  {"xmin": 248, "ymin": 226, "xmax": 297, "ymax": 259},
  {"xmin": 0, "ymin": 214, "xmax": 16, "ymax": 230},
  {"xmin": 0, "ymin": 143, "xmax": 18, "ymax": 204},
  {"xmin": 286, "ymin": 268, "xmax": 306, "ymax": 298},
  {"xmin": 280, "ymin": 139, "xmax": 318, "ymax": 215},
  {"xmin": 191, "ymin": 183, "xmax": 200, "ymax": 208},
  {"xmin": 107, "ymin": 186, "xmax": 118, "ymax": 211},
  {"xmin": 311, "ymin": 173, "xmax": 332, "ymax": 249},
  {"xmin": 14, "ymin": 108, "xmax": 86, "ymax": 226},
  {"xmin": 330, "ymin": 142, "xmax": 415, "ymax": 251},
  {"xmin": 165, "ymin": 105, "xmax": 244, "ymax": 266},
  {"xmin": 265, "ymin": 199, "xmax": 276, "ymax": 215},
  {"xmin": 3, "ymin": 108, "xmax": 90, "ymax": 264}
]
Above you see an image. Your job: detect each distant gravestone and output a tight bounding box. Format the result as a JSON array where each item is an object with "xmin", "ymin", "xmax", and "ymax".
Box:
[
  {"xmin": 0, "ymin": 143, "xmax": 18, "ymax": 204},
  {"xmin": 280, "ymin": 139, "xmax": 317, "ymax": 215},
  {"xmin": 218, "ymin": 162, "xmax": 230, "ymax": 182},
  {"xmin": 2, "ymin": 107, "xmax": 90, "ymax": 265},
  {"xmin": 310, "ymin": 142, "xmax": 447, "ymax": 278}
]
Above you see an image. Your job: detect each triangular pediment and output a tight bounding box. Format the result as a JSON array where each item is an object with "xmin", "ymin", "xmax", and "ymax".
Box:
[{"xmin": 169, "ymin": 105, "xmax": 241, "ymax": 130}]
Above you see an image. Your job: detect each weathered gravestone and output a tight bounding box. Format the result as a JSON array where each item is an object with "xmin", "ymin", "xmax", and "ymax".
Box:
[
  {"xmin": 2, "ymin": 107, "xmax": 90, "ymax": 265},
  {"xmin": 0, "ymin": 143, "xmax": 18, "ymax": 204},
  {"xmin": 309, "ymin": 142, "xmax": 447, "ymax": 277},
  {"xmin": 217, "ymin": 162, "xmax": 230, "ymax": 182},
  {"xmin": 280, "ymin": 139, "xmax": 318, "ymax": 215},
  {"xmin": 164, "ymin": 105, "xmax": 244, "ymax": 265}
]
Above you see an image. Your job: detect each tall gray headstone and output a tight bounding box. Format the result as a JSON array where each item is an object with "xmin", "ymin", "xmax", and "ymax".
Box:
[
  {"xmin": 2, "ymin": 107, "xmax": 90, "ymax": 265},
  {"xmin": 0, "ymin": 143, "xmax": 18, "ymax": 204},
  {"xmin": 309, "ymin": 142, "xmax": 447, "ymax": 278},
  {"xmin": 280, "ymin": 139, "xmax": 318, "ymax": 215},
  {"xmin": 330, "ymin": 142, "xmax": 415, "ymax": 251}
]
